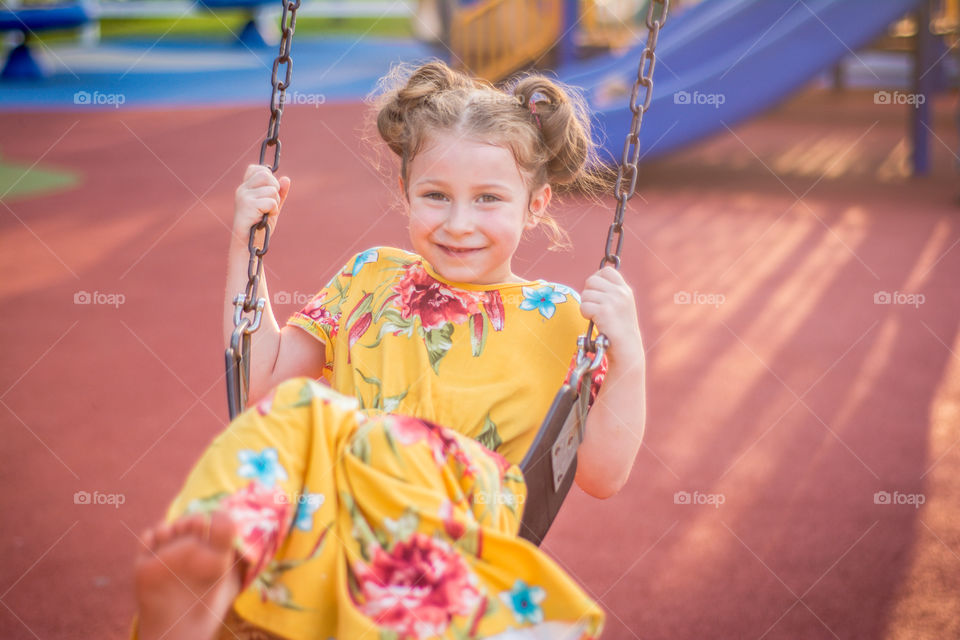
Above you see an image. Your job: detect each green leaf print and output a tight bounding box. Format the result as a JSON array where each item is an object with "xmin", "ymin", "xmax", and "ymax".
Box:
[
  {"xmin": 184, "ymin": 492, "xmax": 230, "ymax": 515},
  {"xmin": 384, "ymin": 255, "xmax": 415, "ymax": 267},
  {"xmin": 366, "ymin": 308, "xmax": 416, "ymax": 348},
  {"xmin": 341, "ymin": 492, "xmax": 378, "ymax": 560},
  {"xmin": 286, "ymin": 378, "xmax": 351, "ymax": 410},
  {"xmin": 454, "ymin": 521, "xmax": 482, "ymax": 558},
  {"xmin": 423, "ymin": 323, "xmax": 454, "ymax": 374},
  {"xmin": 379, "ymin": 630, "xmax": 400, "ymax": 640},
  {"xmin": 349, "ymin": 421, "xmax": 375, "ymax": 464},
  {"xmin": 382, "ymin": 389, "xmax": 408, "ymax": 414},
  {"xmin": 345, "ymin": 292, "xmax": 374, "ymax": 328},
  {"xmin": 252, "ymin": 573, "xmax": 307, "ymax": 611},
  {"xmin": 382, "ymin": 507, "xmax": 420, "ymax": 547},
  {"xmin": 476, "ymin": 414, "xmax": 502, "ymax": 452}
]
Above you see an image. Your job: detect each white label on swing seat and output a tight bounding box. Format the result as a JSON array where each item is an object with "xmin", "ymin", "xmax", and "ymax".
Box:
[{"xmin": 551, "ymin": 386, "xmax": 589, "ymax": 491}]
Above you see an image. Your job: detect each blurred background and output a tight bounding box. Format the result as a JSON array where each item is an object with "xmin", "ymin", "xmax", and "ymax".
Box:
[{"xmin": 1, "ymin": 0, "xmax": 959, "ymax": 638}]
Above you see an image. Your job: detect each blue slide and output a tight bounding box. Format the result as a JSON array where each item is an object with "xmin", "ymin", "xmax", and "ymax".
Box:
[{"xmin": 558, "ymin": 0, "xmax": 924, "ymax": 161}]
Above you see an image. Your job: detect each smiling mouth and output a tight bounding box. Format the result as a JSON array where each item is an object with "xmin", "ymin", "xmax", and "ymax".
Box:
[{"xmin": 438, "ymin": 244, "xmax": 484, "ymax": 256}]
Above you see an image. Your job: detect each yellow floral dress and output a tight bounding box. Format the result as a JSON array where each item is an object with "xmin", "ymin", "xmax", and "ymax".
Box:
[{"xmin": 159, "ymin": 247, "xmax": 607, "ymax": 640}]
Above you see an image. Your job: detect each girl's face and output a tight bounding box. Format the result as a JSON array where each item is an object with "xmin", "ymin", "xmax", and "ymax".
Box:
[{"xmin": 404, "ymin": 131, "xmax": 550, "ymax": 285}]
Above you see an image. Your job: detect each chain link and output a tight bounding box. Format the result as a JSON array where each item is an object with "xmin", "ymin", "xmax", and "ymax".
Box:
[
  {"xmin": 227, "ymin": 0, "xmax": 300, "ymax": 420},
  {"xmin": 585, "ymin": 0, "xmax": 668, "ymax": 352}
]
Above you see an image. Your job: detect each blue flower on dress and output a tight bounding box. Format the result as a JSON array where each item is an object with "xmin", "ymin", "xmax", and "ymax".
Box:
[
  {"xmin": 237, "ymin": 448, "xmax": 288, "ymax": 487},
  {"xmin": 519, "ymin": 285, "xmax": 567, "ymax": 319},
  {"xmin": 499, "ymin": 579, "xmax": 546, "ymax": 624},
  {"xmin": 294, "ymin": 490, "xmax": 324, "ymax": 531},
  {"xmin": 351, "ymin": 249, "xmax": 379, "ymax": 276}
]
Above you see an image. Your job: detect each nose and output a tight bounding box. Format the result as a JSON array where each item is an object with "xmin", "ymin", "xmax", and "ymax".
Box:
[{"xmin": 443, "ymin": 201, "xmax": 475, "ymax": 235}]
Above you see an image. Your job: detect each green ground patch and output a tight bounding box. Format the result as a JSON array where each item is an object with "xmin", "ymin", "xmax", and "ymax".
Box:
[
  {"xmin": 0, "ymin": 159, "xmax": 81, "ymax": 200},
  {"xmin": 27, "ymin": 14, "xmax": 412, "ymax": 45}
]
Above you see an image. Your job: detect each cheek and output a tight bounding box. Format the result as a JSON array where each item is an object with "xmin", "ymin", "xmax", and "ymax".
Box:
[{"xmin": 408, "ymin": 209, "xmax": 438, "ymax": 234}]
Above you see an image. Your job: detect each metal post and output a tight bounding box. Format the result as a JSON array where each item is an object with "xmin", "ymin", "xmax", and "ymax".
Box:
[
  {"xmin": 556, "ymin": 0, "xmax": 578, "ymax": 67},
  {"xmin": 912, "ymin": 0, "xmax": 935, "ymax": 175}
]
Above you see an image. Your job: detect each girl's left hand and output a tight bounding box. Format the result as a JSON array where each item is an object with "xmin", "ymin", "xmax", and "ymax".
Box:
[{"xmin": 580, "ymin": 267, "xmax": 644, "ymax": 364}]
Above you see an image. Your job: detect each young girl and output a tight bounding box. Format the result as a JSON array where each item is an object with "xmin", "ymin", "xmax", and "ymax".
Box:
[{"xmin": 133, "ymin": 60, "xmax": 647, "ymax": 640}]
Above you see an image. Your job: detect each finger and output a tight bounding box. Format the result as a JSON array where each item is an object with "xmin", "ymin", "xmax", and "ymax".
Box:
[
  {"xmin": 254, "ymin": 197, "xmax": 281, "ymax": 216},
  {"xmin": 584, "ymin": 274, "xmax": 619, "ymax": 294},
  {"xmin": 579, "ymin": 290, "xmax": 607, "ymax": 305},
  {"xmin": 246, "ymin": 168, "xmax": 281, "ymax": 190},
  {"xmin": 247, "ymin": 185, "xmax": 281, "ymax": 201},
  {"xmin": 278, "ymin": 176, "xmax": 291, "ymax": 207}
]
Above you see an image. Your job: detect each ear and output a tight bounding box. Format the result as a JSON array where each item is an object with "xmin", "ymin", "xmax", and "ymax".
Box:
[{"xmin": 525, "ymin": 183, "xmax": 552, "ymax": 230}]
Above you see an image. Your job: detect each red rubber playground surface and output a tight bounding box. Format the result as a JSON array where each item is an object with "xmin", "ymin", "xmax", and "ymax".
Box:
[{"xmin": 2, "ymin": 88, "xmax": 959, "ymax": 639}]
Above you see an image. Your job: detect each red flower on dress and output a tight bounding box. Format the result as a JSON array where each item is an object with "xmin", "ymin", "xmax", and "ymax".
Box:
[
  {"xmin": 218, "ymin": 481, "xmax": 293, "ymax": 588},
  {"xmin": 395, "ymin": 264, "xmax": 481, "ymax": 331},
  {"xmin": 481, "ymin": 290, "xmax": 505, "ymax": 331},
  {"xmin": 301, "ymin": 293, "xmax": 341, "ymax": 338},
  {"xmin": 388, "ymin": 416, "xmax": 478, "ymax": 477},
  {"xmin": 352, "ymin": 533, "xmax": 483, "ymax": 639}
]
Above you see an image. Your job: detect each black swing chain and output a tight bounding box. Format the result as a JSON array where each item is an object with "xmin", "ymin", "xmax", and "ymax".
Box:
[
  {"xmin": 226, "ymin": 0, "xmax": 301, "ymax": 420},
  {"xmin": 583, "ymin": 0, "xmax": 668, "ymax": 357}
]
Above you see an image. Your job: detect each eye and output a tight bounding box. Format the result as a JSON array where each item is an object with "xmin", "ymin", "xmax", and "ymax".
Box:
[
  {"xmin": 478, "ymin": 194, "xmax": 501, "ymax": 203},
  {"xmin": 422, "ymin": 192, "xmax": 448, "ymax": 201}
]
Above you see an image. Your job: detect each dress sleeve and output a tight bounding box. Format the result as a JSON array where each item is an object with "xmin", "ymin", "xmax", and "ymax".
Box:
[{"xmin": 285, "ymin": 255, "xmax": 361, "ymax": 371}]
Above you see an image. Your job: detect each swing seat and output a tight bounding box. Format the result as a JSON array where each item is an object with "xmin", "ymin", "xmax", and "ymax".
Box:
[
  {"xmin": 518, "ymin": 379, "xmax": 586, "ymax": 545},
  {"xmin": 517, "ymin": 339, "xmax": 601, "ymax": 546}
]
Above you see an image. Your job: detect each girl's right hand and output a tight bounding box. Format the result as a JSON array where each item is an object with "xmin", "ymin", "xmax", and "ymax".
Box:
[{"xmin": 233, "ymin": 164, "xmax": 291, "ymax": 236}]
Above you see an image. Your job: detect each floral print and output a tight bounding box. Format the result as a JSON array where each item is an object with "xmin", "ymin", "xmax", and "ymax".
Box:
[
  {"xmin": 500, "ymin": 579, "xmax": 547, "ymax": 624},
  {"xmin": 351, "ymin": 248, "xmax": 380, "ymax": 276},
  {"xmin": 293, "ymin": 490, "xmax": 324, "ymax": 532},
  {"xmin": 396, "ymin": 263, "xmax": 483, "ymax": 331},
  {"xmin": 519, "ymin": 285, "xmax": 567, "ymax": 320},
  {"xmin": 162, "ymin": 363, "xmax": 604, "ymax": 638},
  {"xmin": 237, "ymin": 448, "xmax": 288, "ymax": 487},
  {"xmin": 351, "ymin": 533, "xmax": 483, "ymax": 639}
]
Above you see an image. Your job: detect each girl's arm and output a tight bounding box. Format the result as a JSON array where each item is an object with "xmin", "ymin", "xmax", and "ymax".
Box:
[
  {"xmin": 574, "ymin": 267, "xmax": 647, "ymax": 499},
  {"xmin": 575, "ymin": 344, "xmax": 646, "ymax": 499},
  {"xmin": 224, "ymin": 165, "xmax": 325, "ymax": 404}
]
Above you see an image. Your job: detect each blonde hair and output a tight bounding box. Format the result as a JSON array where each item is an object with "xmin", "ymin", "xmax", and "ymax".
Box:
[{"xmin": 368, "ymin": 60, "xmax": 609, "ymax": 251}]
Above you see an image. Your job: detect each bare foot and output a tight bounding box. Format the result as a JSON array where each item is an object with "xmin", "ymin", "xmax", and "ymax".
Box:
[{"xmin": 134, "ymin": 511, "xmax": 242, "ymax": 640}]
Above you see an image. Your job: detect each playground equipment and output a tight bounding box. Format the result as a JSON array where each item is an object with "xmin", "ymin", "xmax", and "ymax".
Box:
[
  {"xmin": 559, "ymin": 0, "xmax": 954, "ymax": 175},
  {"xmin": 448, "ymin": 0, "xmax": 563, "ymax": 81},
  {"xmin": 0, "ymin": 1, "xmax": 93, "ymax": 80},
  {"xmin": 198, "ymin": 0, "xmax": 278, "ymax": 47}
]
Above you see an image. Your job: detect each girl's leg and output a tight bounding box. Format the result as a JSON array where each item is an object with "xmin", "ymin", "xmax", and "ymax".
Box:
[{"xmin": 134, "ymin": 511, "xmax": 242, "ymax": 640}]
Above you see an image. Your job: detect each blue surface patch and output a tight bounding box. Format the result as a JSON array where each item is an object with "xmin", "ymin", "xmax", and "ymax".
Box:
[{"xmin": 0, "ymin": 36, "xmax": 445, "ymax": 110}]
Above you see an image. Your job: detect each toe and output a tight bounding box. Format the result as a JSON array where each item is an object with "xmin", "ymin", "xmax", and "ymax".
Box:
[
  {"xmin": 152, "ymin": 522, "xmax": 175, "ymax": 548},
  {"xmin": 207, "ymin": 511, "xmax": 237, "ymax": 552}
]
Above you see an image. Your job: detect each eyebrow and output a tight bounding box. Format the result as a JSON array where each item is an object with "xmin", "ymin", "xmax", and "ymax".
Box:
[{"xmin": 415, "ymin": 179, "xmax": 511, "ymax": 191}]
